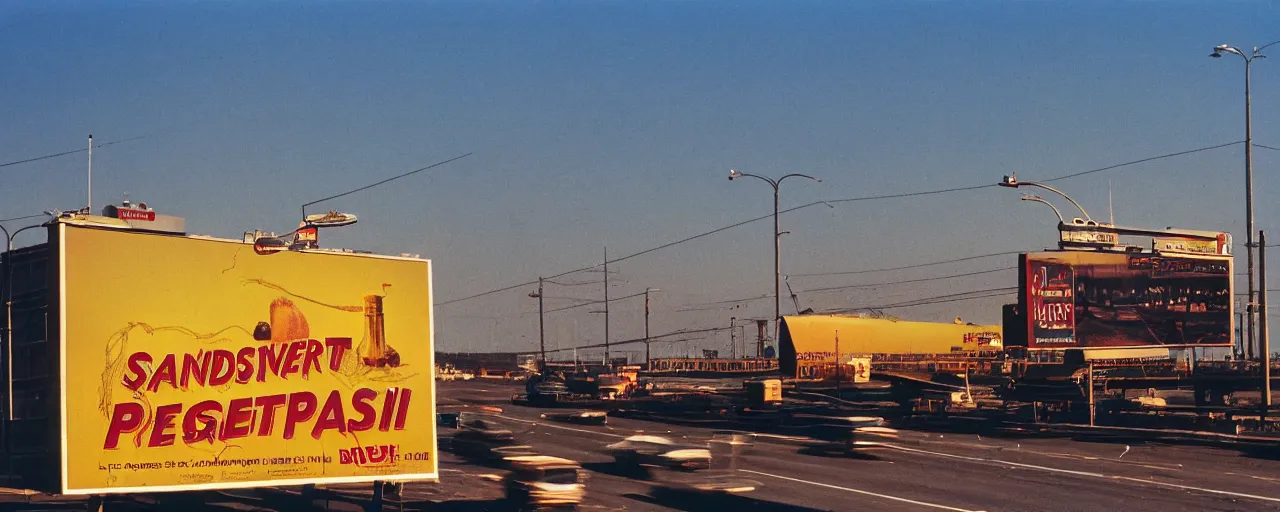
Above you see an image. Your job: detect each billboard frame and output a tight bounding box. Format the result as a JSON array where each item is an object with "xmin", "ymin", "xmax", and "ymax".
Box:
[
  {"xmin": 53, "ymin": 221, "xmax": 439, "ymax": 495},
  {"xmin": 1020, "ymin": 249, "xmax": 1234, "ymax": 351}
]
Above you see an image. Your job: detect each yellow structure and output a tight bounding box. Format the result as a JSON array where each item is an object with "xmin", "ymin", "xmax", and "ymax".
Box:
[
  {"xmin": 56, "ymin": 221, "xmax": 436, "ymax": 494},
  {"xmin": 778, "ymin": 315, "xmax": 1002, "ymax": 377}
]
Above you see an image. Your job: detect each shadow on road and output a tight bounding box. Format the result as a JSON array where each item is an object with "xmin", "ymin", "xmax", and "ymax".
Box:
[
  {"xmin": 580, "ymin": 461, "xmax": 652, "ymax": 479},
  {"xmin": 403, "ymin": 498, "xmax": 513, "ymax": 511},
  {"xmin": 624, "ymin": 489, "xmax": 828, "ymax": 512},
  {"xmin": 794, "ymin": 446, "xmax": 886, "ymax": 461}
]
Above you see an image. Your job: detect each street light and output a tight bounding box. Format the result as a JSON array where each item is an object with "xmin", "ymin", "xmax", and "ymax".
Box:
[
  {"xmin": 998, "ymin": 174, "xmax": 1094, "ymax": 224},
  {"xmin": 1211, "ymin": 40, "xmax": 1280, "ymax": 362},
  {"xmin": 1019, "ymin": 195, "xmax": 1065, "ymax": 223},
  {"xmin": 728, "ymin": 169, "xmax": 822, "ymax": 351},
  {"xmin": 1, "ymin": 215, "xmax": 56, "ymax": 421}
]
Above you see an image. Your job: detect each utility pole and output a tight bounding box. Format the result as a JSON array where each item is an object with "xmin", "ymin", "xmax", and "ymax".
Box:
[
  {"xmin": 603, "ymin": 247, "xmax": 610, "ymax": 366},
  {"xmin": 730, "ymin": 317, "xmax": 737, "ymax": 359},
  {"xmin": 1261, "ymin": 231, "xmax": 1271, "ymax": 410},
  {"xmin": 537, "ymin": 277, "xmax": 545, "ymax": 369},
  {"xmin": 644, "ymin": 288, "xmax": 651, "ymax": 371}
]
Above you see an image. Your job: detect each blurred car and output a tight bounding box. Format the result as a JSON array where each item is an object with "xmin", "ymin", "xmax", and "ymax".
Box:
[
  {"xmin": 450, "ymin": 418, "xmax": 533, "ymax": 461},
  {"xmin": 458, "ymin": 418, "xmax": 515, "ymax": 442},
  {"xmin": 806, "ymin": 416, "xmax": 900, "ymax": 455},
  {"xmin": 651, "ymin": 471, "xmax": 759, "ymax": 497},
  {"xmin": 595, "ymin": 375, "xmax": 633, "ymax": 399},
  {"xmin": 541, "ymin": 410, "xmax": 607, "ymax": 425},
  {"xmin": 605, "ymin": 435, "xmax": 712, "ymax": 471},
  {"xmin": 503, "ymin": 455, "xmax": 586, "ymax": 510}
]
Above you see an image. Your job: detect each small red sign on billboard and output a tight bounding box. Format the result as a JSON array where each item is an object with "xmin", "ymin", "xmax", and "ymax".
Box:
[{"xmin": 114, "ymin": 208, "xmax": 156, "ymax": 222}]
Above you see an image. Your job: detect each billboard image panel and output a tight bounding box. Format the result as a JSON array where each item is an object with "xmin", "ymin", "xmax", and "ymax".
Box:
[
  {"xmin": 58, "ymin": 224, "xmax": 436, "ymax": 494},
  {"xmin": 1027, "ymin": 260, "xmax": 1076, "ymax": 347},
  {"xmin": 1023, "ymin": 251, "xmax": 1231, "ymax": 349}
]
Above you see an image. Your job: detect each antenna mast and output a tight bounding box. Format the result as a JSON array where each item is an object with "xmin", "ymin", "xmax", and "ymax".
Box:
[{"xmin": 1108, "ymin": 180, "xmax": 1114, "ymax": 225}]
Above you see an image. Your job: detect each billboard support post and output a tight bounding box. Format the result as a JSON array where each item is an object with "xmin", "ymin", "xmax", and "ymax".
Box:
[
  {"xmin": 1260, "ymin": 231, "xmax": 1271, "ymax": 410},
  {"xmin": 1087, "ymin": 361, "xmax": 1095, "ymax": 427},
  {"xmin": 834, "ymin": 330, "xmax": 841, "ymax": 396}
]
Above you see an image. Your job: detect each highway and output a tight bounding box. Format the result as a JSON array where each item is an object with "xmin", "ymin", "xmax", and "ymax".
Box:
[
  {"xmin": 435, "ymin": 379, "xmax": 1280, "ymax": 512},
  {"xmin": 2, "ymin": 378, "xmax": 1276, "ymax": 511}
]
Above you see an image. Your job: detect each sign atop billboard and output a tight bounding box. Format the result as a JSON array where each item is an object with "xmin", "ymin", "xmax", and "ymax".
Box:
[
  {"xmin": 101, "ymin": 202, "xmax": 185, "ymax": 234},
  {"xmin": 56, "ymin": 223, "xmax": 436, "ymax": 494},
  {"xmin": 1152, "ymin": 235, "xmax": 1231, "ymax": 257},
  {"xmin": 1020, "ymin": 251, "xmax": 1232, "ymax": 350}
]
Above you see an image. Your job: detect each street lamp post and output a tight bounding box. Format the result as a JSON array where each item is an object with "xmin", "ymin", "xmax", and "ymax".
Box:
[
  {"xmin": 1211, "ymin": 41, "xmax": 1280, "ymax": 361},
  {"xmin": 998, "ymin": 174, "xmax": 1093, "ymax": 223},
  {"xmin": 1, "ymin": 221, "xmax": 51, "ymax": 421},
  {"xmin": 728, "ymin": 169, "xmax": 821, "ymax": 351},
  {"xmin": 1019, "ymin": 195, "xmax": 1065, "ymax": 223}
]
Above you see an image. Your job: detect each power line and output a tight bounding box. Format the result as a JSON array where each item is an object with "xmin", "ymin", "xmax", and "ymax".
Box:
[
  {"xmin": 1041, "ymin": 141, "xmax": 1242, "ymax": 183},
  {"xmin": 1256, "ymin": 143, "xmax": 1280, "ymax": 152},
  {"xmin": 792, "ymin": 251, "xmax": 1024, "ymax": 277},
  {"xmin": 543, "ymin": 290, "xmax": 647, "ymax": 314},
  {"xmin": 542, "ymin": 325, "xmax": 732, "ymax": 354},
  {"xmin": 0, "ymin": 136, "xmax": 147, "ymax": 169},
  {"xmin": 300, "ymin": 152, "xmax": 472, "ymax": 217},
  {"xmin": 678, "ymin": 266, "xmax": 1015, "ymax": 311},
  {"xmin": 823, "ymin": 286, "xmax": 1019, "ymax": 315},
  {"xmin": 438, "ymin": 141, "xmax": 1243, "ymax": 306},
  {"xmin": 0, "ymin": 213, "xmax": 48, "ymax": 224},
  {"xmin": 800, "ymin": 267, "xmax": 1015, "ymax": 295}
]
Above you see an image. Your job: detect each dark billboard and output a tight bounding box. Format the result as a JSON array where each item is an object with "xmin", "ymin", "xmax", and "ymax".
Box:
[{"xmin": 1021, "ymin": 251, "xmax": 1232, "ymax": 349}]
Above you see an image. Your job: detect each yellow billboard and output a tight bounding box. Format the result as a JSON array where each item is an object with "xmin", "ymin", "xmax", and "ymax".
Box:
[{"xmin": 57, "ymin": 222, "xmax": 436, "ymax": 494}]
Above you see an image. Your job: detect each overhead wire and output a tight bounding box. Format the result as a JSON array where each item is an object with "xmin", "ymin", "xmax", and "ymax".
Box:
[
  {"xmin": 0, "ymin": 136, "xmax": 147, "ymax": 169},
  {"xmin": 439, "ymin": 141, "xmax": 1245, "ymax": 306},
  {"xmin": 301, "ymin": 152, "xmax": 472, "ymax": 217},
  {"xmin": 791, "ymin": 250, "xmax": 1024, "ymax": 277}
]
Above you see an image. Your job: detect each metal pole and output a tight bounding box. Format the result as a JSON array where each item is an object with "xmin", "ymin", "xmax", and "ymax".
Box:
[
  {"xmin": 538, "ymin": 277, "xmax": 545, "ymax": 370},
  {"xmin": 1243, "ymin": 58, "xmax": 1258, "ymax": 361},
  {"xmin": 2, "ymin": 231, "xmax": 11, "ymax": 422},
  {"xmin": 834, "ymin": 330, "xmax": 841, "ymax": 396},
  {"xmin": 730, "ymin": 317, "xmax": 736, "ymax": 359},
  {"xmin": 1260, "ymin": 230, "xmax": 1271, "ymax": 409},
  {"xmin": 603, "ymin": 247, "xmax": 610, "ymax": 365},
  {"xmin": 1088, "ymin": 361, "xmax": 1095, "ymax": 426},
  {"xmin": 87, "ymin": 134, "xmax": 93, "ymax": 212},
  {"xmin": 644, "ymin": 289, "xmax": 651, "ymax": 371},
  {"xmin": 773, "ymin": 186, "xmax": 781, "ymax": 353}
]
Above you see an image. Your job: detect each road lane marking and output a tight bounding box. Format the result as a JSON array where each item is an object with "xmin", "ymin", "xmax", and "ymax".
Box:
[
  {"xmin": 883, "ymin": 444, "xmax": 1280, "ymax": 504},
  {"xmin": 739, "ymin": 469, "xmax": 984, "ymax": 512}
]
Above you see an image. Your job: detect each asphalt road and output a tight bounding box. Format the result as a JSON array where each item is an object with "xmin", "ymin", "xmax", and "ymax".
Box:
[
  {"xmin": 437, "ymin": 379, "xmax": 1280, "ymax": 512},
  {"xmin": 2, "ymin": 379, "xmax": 1276, "ymax": 511}
]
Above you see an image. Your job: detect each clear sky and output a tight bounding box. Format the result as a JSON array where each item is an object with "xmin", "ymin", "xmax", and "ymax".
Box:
[{"xmin": 3, "ymin": 1, "xmax": 1278, "ymax": 358}]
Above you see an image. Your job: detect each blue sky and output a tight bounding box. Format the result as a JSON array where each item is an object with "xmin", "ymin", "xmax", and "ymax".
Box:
[{"xmin": 3, "ymin": 1, "xmax": 1278, "ymax": 357}]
